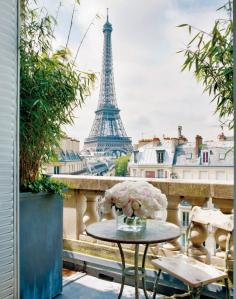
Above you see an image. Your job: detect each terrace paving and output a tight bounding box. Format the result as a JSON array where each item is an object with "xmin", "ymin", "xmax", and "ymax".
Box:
[{"xmin": 59, "ymin": 271, "xmax": 165, "ymax": 299}]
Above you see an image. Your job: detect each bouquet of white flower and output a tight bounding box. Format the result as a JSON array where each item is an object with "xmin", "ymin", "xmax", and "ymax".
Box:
[{"xmin": 102, "ymin": 181, "xmax": 168, "ymax": 219}]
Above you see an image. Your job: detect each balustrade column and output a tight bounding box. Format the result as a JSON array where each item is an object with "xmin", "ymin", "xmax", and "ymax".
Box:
[
  {"xmin": 83, "ymin": 191, "xmax": 100, "ymax": 229},
  {"xmin": 182, "ymin": 197, "xmax": 211, "ymax": 263},
  {"xmin": 210, "ymin": 198, "xmax": 234, "ymax": 269},
  {"xmin": 204, "ymin": 198, "xmax": 216, "ymax": 256},
  {"xmin": 63, "ymin": 190, "xmax": 87, "ymax": 239},
  {"xmin": 76, "ymin": 191, "xmax": 87, "ymax": 237},
  {"xmin": 163, "ymin": 195, "xmax": 182, "ymax": 252},
  {"xmin": 102, "ymin": 205, "xmax": 116, "ymax": 221},
  {"xmin": 188, "ymin": 221, "xmax": 210, "ymax": 263},
  {"xmin": 214, "ymin": 225, "xmax": 234, "ymax": 271},
  {"xmin": 212, "ymin": 198, "xmax": 233, "ymax": 214},
  {"xmin": 166, "ymin": 195, "xmax": 181, "ymax": 226}
]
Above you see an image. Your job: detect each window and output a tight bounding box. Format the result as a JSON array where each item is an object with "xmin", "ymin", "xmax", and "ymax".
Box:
[
  {"xmin": 186, "ymin": 153, "xmax": 192, "ymax": 160},
  {"xmin": 145, "ymin": 171, "xmax": 155, "ymax": 178},
  {"xmin": 133, "ymin": 169, "xmax": 137, "ymax": 177},
  {"xmin": 157, "ymin": 169, "xmax": 164, "ymax": 178},
  {"xmin": 156, "ymin": 150, "xmax": 164, "ymax": 163},
  {"xmin": 183, "ymin": 171, "xmax": 192, "ymax": 179},
  {"xmin": 182, "ymin": 212, "xmax": 189, "ymax": 227},
  {"xmin": 219, "ymin": 153, "xmax": 225, "ymax": 160},
  {"xmin": 216, "ymin": 171, "xmax": 226, "ymax": 181},
  {"xmin": 181, "ymin": 233, "xmax": 187, "ymax": 247},
  {"xmin": 199, "ymin": 171, "xmax": 208, "ymax": 180},
  {"xmin": 202, "ymin": 151, "xmax": 209, "ymax": 163},
  {"xmin": 54, "ymin": 166, "xmax": 60, "ymax": 174}
]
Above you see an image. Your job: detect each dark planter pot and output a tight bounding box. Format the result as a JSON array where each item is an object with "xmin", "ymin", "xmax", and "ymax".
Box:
[{"xmin": 20, "ymin": 192, "xmax": 63, "ymax": 299}]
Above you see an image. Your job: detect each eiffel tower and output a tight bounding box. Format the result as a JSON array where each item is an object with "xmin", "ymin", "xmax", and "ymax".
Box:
[{"xmin": 83, "ymin": 10, "xmax": 132, "ymax": 155}]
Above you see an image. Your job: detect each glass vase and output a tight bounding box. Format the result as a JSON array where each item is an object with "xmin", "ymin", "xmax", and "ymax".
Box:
[{"xmin": 116, "ymin": 211, "xmax": 146, "ymax": 232}]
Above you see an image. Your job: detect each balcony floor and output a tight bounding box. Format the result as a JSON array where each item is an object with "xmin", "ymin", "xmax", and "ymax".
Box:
[{"xmin": 59, "ymin": 271, "xmax": 165, "ymax": 299}]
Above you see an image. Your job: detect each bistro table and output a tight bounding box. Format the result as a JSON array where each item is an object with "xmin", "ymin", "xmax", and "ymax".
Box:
[{"xmin": 86, "ymin": 219, "xmax": 181, "ymax": 299}]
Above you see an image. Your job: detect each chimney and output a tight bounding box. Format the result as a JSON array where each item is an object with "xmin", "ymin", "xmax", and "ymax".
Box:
[
  {"xmin": 152, "ymin": 137, "xmax": 160, "ymax": 146},
  {"xmin": 195, "ymin": 135, "xmax": 202, "ymax": 156},
  {"xmin": 218, "ymin": 132, "xmax": 226, "ymax": 141},
  {"xmin": 178, "ymin": 125, "xmax": 182, "ymax": 138}
]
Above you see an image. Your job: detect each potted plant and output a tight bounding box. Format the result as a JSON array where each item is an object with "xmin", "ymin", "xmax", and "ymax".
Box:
[{"xmin": 20, "ymin": 4, "xmax": 95, "ymax": 299}]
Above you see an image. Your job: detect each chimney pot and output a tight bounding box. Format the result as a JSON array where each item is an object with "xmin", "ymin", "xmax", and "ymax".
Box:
[{"xmin": 218, "ymin": 132, "xmax": 226, "ymax": 141}]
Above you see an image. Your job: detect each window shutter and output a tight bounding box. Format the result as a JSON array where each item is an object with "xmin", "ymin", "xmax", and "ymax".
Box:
[
  {"xmin": 206, "ymin": 152, "xmax": 209, "ymax": 163},
  {"xmin": 0, "ymin": 0, "xmax": 19, "ymax": 298}
]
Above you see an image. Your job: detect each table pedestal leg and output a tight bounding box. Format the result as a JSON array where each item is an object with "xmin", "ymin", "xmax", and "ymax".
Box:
[
  {"xmin": 117, "ymin": 242, "xmax": 125, "ymax": 299},
  {"xmin": 117, "ymin": 243, "xmax": 149, "ymax": 299},
  {"xmin": 142, "ymin": 244, "xmax": 149, "ymax": 299},
  {"xmin": 134, "ymin": 244, "xmax": 139, "ymax": 298}
]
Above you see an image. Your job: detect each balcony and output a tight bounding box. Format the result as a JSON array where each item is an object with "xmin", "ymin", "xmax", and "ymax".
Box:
[{"xmin": 53, "ymin": 175, "xmax": 234, "ymax": 298}]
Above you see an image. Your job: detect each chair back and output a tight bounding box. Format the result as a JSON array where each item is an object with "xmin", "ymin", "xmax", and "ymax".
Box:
[
  {"xmin": 189, "ymin": 206, "xmax": 233, "ymax": 232},
  {"xmin": 185, "ymin": 206, "xmax": 233, "ymax": 271}
]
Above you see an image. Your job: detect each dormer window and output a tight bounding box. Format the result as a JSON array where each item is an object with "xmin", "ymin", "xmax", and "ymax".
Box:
[
  {"xmin": 54, "ymin": 166, "xmax": 60, "ymax": 174},
  {"xmin": 60, "ymin": 150, "xmax": 66, "ymax": 161},
  {"xmin": 202, "ymin": 151, "xmax": 209, "ymax": 163},
  {"xmin": 219, "ymin": 153, "xmax": 225, "ymax": 160},
  {"xmin": 156, "ymin": 150, "xmax": 164, "ymax": 163},
  {"xmin": 186, "ymin": 153, "xmax": 192, "ymax": 160}
]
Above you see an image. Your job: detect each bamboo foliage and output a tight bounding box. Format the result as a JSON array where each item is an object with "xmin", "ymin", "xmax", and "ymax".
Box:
[
  {"xmin": 20, "ymin": 5, "xmax": 96, "ymax": 187},
  {"xmin": 177, "ymin": 1, "xmax": 233, "ymax": 129}
]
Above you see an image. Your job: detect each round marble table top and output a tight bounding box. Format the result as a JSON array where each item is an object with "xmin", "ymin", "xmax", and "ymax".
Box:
[{"xmin": 86, "ymin": 219, "xmax": 181, "ymax": 244}]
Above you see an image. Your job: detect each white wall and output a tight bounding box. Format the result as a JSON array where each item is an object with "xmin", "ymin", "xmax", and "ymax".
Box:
[
  {"xmin": 129, "ymin": 164, "xmax": 233, "ymax": 182},
  {"xmin": 46, "ymin": 160, "xmax": 86, "ymax": 174},
  {"xmin": 60, "ymin": 137, "xmax": 80, "ymax": 153},
  {"xmin": 129, "ymin": 165, "xmax": 172, "ymax": 178},
  {"xmin": 173, "ymin": 166, "xmax": 233, "ymax": 181}
]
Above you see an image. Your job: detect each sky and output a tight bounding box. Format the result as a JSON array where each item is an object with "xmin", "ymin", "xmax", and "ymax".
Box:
[{"xmin": 37, "ymin": 0, "xmax": 229, "ymax": 145}]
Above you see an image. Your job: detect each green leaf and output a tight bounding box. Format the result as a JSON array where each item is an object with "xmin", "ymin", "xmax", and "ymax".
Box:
[
  {"xmin": 176, "ymin": 0, "xmax": 233, "ymax": 131},
  {"xmin": 20, "ymin": 4, "xmax": 96, "ymax": 187},
  {"xmin": 188, "ymin": 32, "xmax": 200, "ymax": 45},
  {"xmin": 177, "ymin": 24, "xmax": 188, "ymax": 27}
]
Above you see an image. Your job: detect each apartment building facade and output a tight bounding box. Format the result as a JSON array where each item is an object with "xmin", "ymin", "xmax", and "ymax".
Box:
[
  {"xmin": 46, "ymin": 136, "xmax": 87, "ymax": 175},
  {"xmin": 129, "ymin": 132, "xmax": 233, "ymax": 182}
]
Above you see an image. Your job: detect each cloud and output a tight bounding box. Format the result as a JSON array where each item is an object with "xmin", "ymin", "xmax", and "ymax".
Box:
[{"xmin": 39, "ymin": 0, "xmax": 228, "ymax": 144}]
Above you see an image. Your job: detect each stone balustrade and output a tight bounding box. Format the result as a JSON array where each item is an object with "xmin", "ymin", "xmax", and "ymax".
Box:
[{"xmin": 53, "ymin": 175, "xmax": 234, "ymax": 271}]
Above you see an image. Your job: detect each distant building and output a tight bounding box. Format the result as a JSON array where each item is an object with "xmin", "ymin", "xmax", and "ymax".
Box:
[
  {"xmin": 129, "ymin": 129, "xmax": 233, "ymax": 182},
  {"xmin": 45, "ymin": 136, "xmax": 87, "ymax": 175}
]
